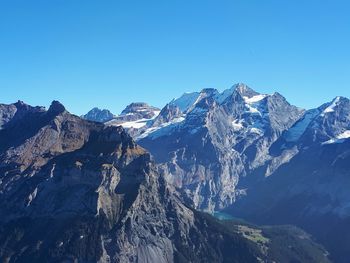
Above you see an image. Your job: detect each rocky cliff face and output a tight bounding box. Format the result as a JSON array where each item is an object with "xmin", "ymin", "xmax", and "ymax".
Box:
[
  {"xmin": 0, "ymin": 101, "xmax": 267, "ymax": 263},
  {"xmin": 137, "ymin": 84, "xmax": 303, "ymax": 211}
]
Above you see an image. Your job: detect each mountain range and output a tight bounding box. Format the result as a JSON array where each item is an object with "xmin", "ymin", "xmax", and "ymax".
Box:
[
  {"xmin": 0, "ymin": 100, "xmax": 261, "ymax": 262},
  {"xmin": 0, "ymin": 82, "xmax": 348, "ymax": 262},
  {"xmin": 81, "ymin": 83, "xmax": 350, "ymax": 262}
]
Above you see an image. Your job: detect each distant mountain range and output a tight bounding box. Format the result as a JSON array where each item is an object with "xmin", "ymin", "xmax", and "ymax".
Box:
[{"xmin": 82, "ymin": 83, "xmax": 350, "ymax": 262}]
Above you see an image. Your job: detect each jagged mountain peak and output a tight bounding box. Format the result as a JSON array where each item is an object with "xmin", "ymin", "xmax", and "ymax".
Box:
[
  {"xmin": 167, "ymin": 84, "xmax": 260, "ymax": 115},
  {"xmin": 332, "ymin": 95, "xmax": 348, "ymax": 102},
  {"xmin": 312, "ymin": 96, "xmax": 350, "ymax": 124},
  {"xmin": 90, "ymin": 106, "xmax": 107, "ymax": 112},
  {"xmin": 308, "ymin": 96, "xmax": 350, "ymax": 145},
  {"xmin": 48, "ymin": 100, "xmax": 66, "ymax": 115},
  {"xmin": 199, "ymin": 88, "xmax": 219, "ymax": 96},
  {"xmin": 233, "ymin": 83, "xmax": 260, "ymax": 98},
  {"xmin": 230, "ymin": 84, "xmax": 294, "ymax": 110},
  {"xmin": 319, "ymin": 96, "xmax": 350, "ymax": 116},
  {"xmin": 14, "ymin": 100, "xmax": 26, "ymax": 107},
  {"xmin": 214, "ymin": 84, "xmax": 264, "ymax": 106},
  {"xmin": 10, "ymin": 100, "xmax": 45, "ymax": 112}
]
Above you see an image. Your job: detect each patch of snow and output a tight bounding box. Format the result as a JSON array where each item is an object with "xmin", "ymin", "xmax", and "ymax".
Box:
[
  {"xmin": 242, "ymin": 95, "xmax": 268, "ymax": 116},
  {"xmin": 323, "ymin": 138, "xmax": 340, "ymax": 145},
  {"xmin": 136, "ymin": 127, "xmax": 158, "ymax": 139},
  {"xmin": 170, "ymin": 92, "xmax": 201, "ymax": 113},
  {"xmin": 136, "ymin": 117, "xmax": 185, "ymax": 140},
  {"xmin": 26, "ymin": 187, "xmax": 38, "ymax": 207},
  {"xmin": 107, "ymin": 111, "xmax": 159, "ymax": 129},
  {"xmin": 152, "ymin": 110, "xmax": 161, "ymax": 118},
  {"xmin": 250, "ymin": 127, "xmax": 263, "ymax": 135},
  {"xmin": 338, "ymin": 130, "xmax": 350, "ymax": 139},
  {"xmin": 322, "ymin": 130, "xmax": 350, "ymax": 145},
  {"xmin": 120, "ymin": 113, "xmax": 134, "ymax": 117},
  {"xmin": 322, "ymin": 97, "xmax": 340, "ymax": 115},
  {"xmin": 243, "ymin": 94, "xmax": 267, "ymax": 104},
  {"xmin": 232, "ymin": 120, "xmax": 244, "ymax": 131},
  {"xmin": 49, "ymin": 164, "xmax": 56, "ymax": 179},
  {"xmin": 245, "ymin": 104, "xmax": 260, "ymax": 114},
  {"xmin": 118, "ymin": 118, "xmax": 150, "ymax": 129},
  {"xmin": 285, "ymin": 109, "xmax": 319, "ymax": 142}
]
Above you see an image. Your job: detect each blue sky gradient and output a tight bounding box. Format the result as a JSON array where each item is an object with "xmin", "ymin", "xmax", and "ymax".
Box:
[{"xmin": 0, "ymin": 0, "xmax": 349, "ymax": 115}]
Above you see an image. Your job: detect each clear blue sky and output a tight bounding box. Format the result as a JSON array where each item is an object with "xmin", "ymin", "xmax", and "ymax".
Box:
[{"xmin": 0, "ymin": 0, "xmax": 349, "ymax": 115}]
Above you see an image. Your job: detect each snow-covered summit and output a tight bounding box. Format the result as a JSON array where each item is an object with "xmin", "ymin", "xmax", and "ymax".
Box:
[
  {"xmin": 234, "ymin": 83, "xmax": 260, "ymax": 98},
  {"xmin": 106, "ymin": 102, "xmax": 160, "ymax": 129},
  {"xmin": 169, "ymin": 83, "xmax": 262, "ymax": 113},
  {"xmin": 120, "ymin": 102, "xmax": 159, "ymax": 116},
  {"xmin": 135, "ymin": 84, "xmax": 300, "ymax": 143}
]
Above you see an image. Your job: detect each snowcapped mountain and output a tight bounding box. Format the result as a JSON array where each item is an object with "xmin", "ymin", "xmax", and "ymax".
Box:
[
  {"xmin": 137, "ymin": 83, "xmax": 303, "ymax": 211},
  {"xmin": 131, "ymin": 86, "xmax": 350, "ymax": 262},
  {"xmin": 81, "ymin": 107, "xmax": 115, "ymax": 122},
  {"xmin": 106, "ymin": 102, "xmax": 160, "ymax": 129}
]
